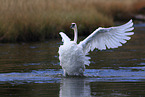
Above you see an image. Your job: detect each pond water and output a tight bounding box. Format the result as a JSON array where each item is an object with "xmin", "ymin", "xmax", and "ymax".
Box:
[{"xmin": 0, "ymin": 23, "xmax": 145, "ymax": 97}]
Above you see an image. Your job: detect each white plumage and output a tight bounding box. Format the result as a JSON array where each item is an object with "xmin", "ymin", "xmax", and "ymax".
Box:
[{"xmin": 58, "ymin": 20, "xmax": 134, "ymax": 76}]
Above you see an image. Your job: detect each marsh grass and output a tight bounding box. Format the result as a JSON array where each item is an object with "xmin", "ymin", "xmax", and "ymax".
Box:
[{"xmin": 0, "ymin": 0, "xmax": 144, "ymax": 42}]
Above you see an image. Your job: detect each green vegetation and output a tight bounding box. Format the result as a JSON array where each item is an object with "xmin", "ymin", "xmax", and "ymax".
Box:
[{"xmin": 0, "ymin": 0, "xmax": 144, "ymax": 42}]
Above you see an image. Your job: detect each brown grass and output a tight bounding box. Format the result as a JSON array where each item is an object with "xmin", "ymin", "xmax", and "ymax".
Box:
[{"xmin": 0, "ymin": 0, "xmax": 144, "ymax": 42}]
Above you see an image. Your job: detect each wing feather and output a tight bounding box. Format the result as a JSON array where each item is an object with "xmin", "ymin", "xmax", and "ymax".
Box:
[
  {"xmin": 78, "ymin": 19, "xmax": 134, "ymax": 54},
  {"xmin": 59, "ymin": 32, "xmax": 71, "ymax": 44}
]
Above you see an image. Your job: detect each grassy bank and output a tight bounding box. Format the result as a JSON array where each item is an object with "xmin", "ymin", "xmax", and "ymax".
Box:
[{"xmin": 0, "ymin": 0, "xmax": 144, "ymax": 42}]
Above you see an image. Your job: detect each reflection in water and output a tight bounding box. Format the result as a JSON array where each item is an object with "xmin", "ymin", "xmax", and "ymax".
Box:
[
  {"xmin": 59, "ymin": 77, "xmax": 145, "ymax": 97},
  {"xmin": 59, "ymin": 78, "xmax": 91, "ymax": 97}
]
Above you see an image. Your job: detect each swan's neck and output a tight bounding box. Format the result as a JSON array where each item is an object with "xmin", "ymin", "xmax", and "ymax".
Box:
[{"xmin": 74, "ymin": 26, "xmax": 78, "ymax": 43}]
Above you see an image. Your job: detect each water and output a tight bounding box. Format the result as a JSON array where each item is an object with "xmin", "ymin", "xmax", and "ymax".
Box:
[{"xmin": 0, "ymin": 23, "xmax": 145, "ymax": 97}]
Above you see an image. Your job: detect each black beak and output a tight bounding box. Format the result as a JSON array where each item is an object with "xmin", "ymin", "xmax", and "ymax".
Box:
[{"xmin": 70, "ymin": 25, "xmax": 73, "ymax": 29}]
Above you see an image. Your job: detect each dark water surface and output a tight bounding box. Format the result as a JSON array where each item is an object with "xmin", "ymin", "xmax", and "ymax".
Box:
[{"xmin": 0, "ymin": 23, "xmax": 145, "ymax": 97}]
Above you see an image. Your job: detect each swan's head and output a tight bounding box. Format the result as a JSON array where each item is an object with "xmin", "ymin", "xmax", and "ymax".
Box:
[{"xmin": 70, "ymin": 23, "xmax": 77, "ymax": 29}]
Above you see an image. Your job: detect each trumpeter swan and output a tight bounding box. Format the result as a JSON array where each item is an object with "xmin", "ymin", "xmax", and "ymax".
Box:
[{"xmin": 58, "ymin": 20, "xmax": 134, "ymax": 76}]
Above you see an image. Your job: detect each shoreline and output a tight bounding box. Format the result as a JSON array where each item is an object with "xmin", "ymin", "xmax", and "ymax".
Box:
[{"xmin": 0, "ymin": 18, "xmax": 144, "ymax": 43}]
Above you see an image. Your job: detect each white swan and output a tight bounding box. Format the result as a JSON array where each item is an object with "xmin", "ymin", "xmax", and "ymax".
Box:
[{"xmin": 58, "ymin": 20, "xmax": 134, "ymax": 76}]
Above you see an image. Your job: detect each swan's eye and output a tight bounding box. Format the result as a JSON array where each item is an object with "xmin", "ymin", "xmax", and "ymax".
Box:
[
  {"xmin": 70, "ymin": 24, "xmax": 75, "ymax": 29},
  {"xmin": 72, "ymin": 24, "xmax": 75, "ymax": 27}
]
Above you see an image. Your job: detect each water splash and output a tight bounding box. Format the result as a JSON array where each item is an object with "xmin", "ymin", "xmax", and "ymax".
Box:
[{"xmin": 0, "ymin": 68, "xmax": 145, "ymax": 84}]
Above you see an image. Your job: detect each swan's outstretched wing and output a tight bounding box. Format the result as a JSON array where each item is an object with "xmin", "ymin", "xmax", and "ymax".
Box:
[
  {"xmin": 78, "ymin": 19, "xmax": 134, "ymax": 54},
  {"xmin": 59, "ymin": 32, "xmax": 71, "ymax": 44}
]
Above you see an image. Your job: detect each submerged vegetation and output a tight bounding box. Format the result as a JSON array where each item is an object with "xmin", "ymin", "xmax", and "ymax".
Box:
[{"xmin": 0, "ymin": 0, "xmax": 145, "ymax": 42}]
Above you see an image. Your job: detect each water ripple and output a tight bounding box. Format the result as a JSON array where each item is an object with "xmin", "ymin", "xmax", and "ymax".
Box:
[{"xmin": 0, "ymin": 69, "xmax": 145, "ymax": 84}]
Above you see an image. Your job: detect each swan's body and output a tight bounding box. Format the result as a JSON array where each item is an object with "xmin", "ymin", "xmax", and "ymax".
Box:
[{"xmin": 58, "ymin": 20, "xmax": 134, "ymax": 76}]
